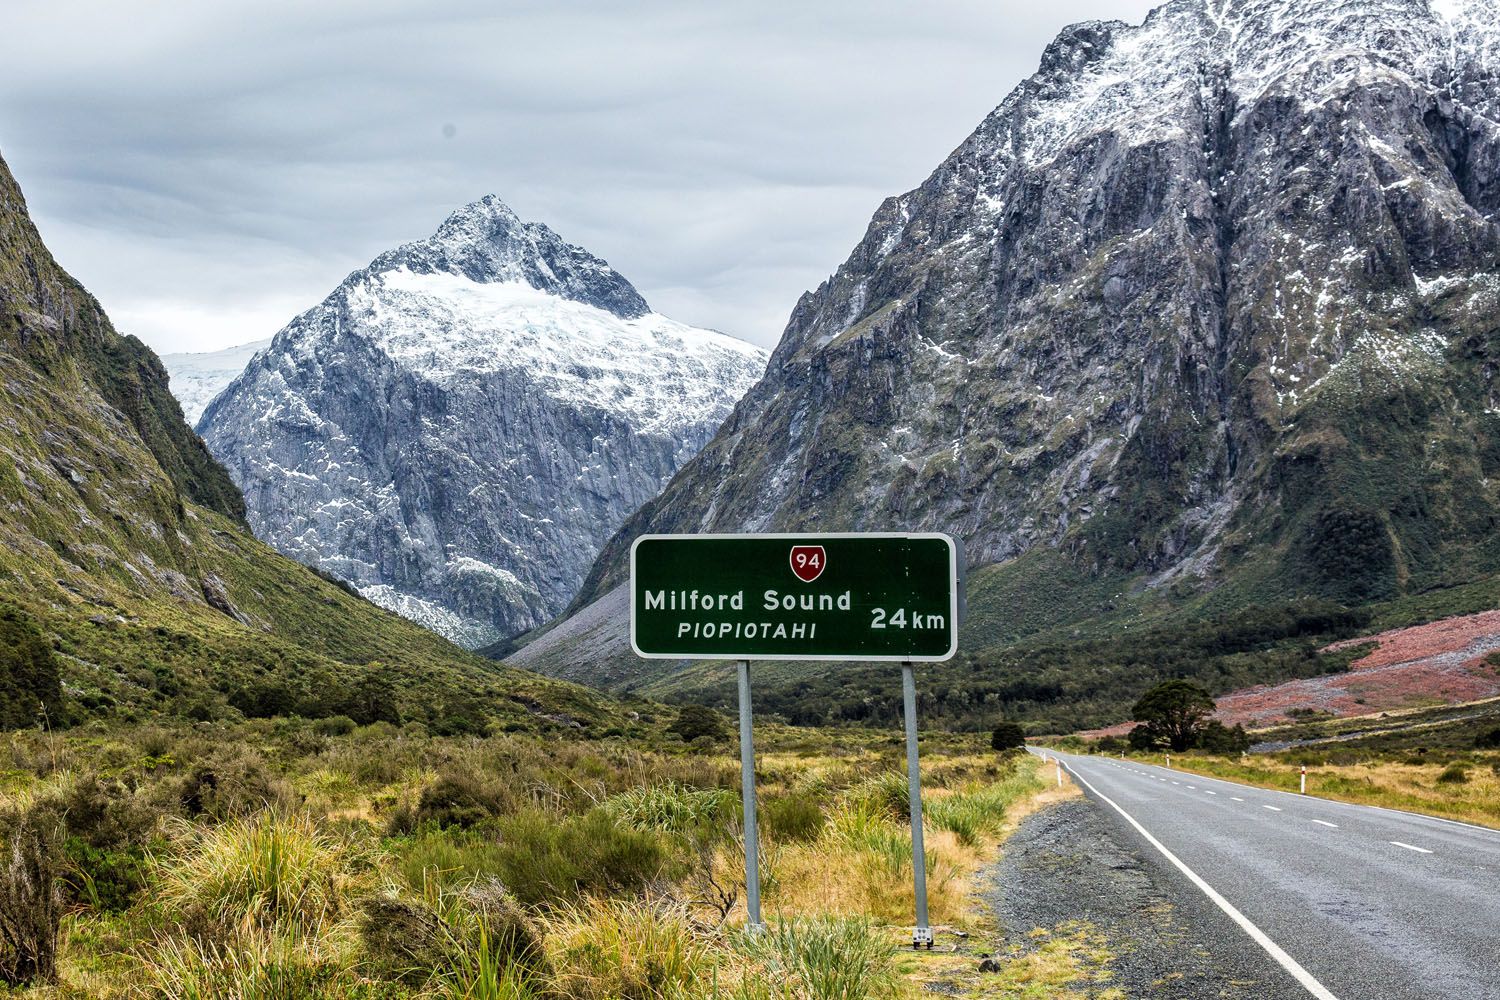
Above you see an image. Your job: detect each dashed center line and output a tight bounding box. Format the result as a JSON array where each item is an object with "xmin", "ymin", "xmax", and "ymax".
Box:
[
  {"xmin": 1263, "ymin": 805, "xmax": 1283, "ymax": 812},
  {"xmin": 1232, "ymin": 797, "xmax": 1245, "ymax": 802},
  {"xmin": 1312, "ymin": 820, "xmax": 1339, "ymax": 828},
  {"xmin": 1391, "ymin": 841, "xmax": 1433, "ymax": 854},
  {"xmin": 1205, "ymin": 790, "xmax": 1217, "ymax": 795}
]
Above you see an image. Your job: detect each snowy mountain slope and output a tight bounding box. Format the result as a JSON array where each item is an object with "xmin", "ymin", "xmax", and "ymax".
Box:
[
  {"xmin": 162, "ymin": 339, "xmax": 271, "ymax": 425},
  {"xmin": 525, "ymin": 0, "xmax": 1500, "ymax": 689},
  {"xmin": 199, "ymin": 198, "xmax": 766, "ymax": 647}
]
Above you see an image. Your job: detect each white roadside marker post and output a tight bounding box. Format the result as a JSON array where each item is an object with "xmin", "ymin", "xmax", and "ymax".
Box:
[
  {"xmin": 1057, "ymin": 759, "xmax": 1063, "ymax": 787},
  {"xmin": 902, "ymin": 660, "xmax": 932, "ymax": 950},
  {"xmin": 1300, "ymin": 765, "xmax": 1307, "ymax": 795},
  {"xmin": 737, "ymin": 659, "xmax": 763, "ymax": 932},
  {"xmin": 1165, "ymin": 753, "xmax": 1171, "ymax": 769}
]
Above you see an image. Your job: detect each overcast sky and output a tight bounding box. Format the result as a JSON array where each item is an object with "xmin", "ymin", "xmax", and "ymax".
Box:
[{"xmin": 2, "ymin": 0, "xmax": 1159, "ymax": 354}]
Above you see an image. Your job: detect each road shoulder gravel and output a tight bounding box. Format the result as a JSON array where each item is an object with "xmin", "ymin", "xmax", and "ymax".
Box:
[{"xmin": 978, "ymin": 798, "xmax": 1298, "ymax": 999}]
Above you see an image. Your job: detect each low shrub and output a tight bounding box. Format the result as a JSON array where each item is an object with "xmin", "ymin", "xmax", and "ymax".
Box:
[
  {"xmin": 990, "ymin": 722, "xmax": 1026, "ymax": 751},
  {"xmin": 847, "ymin": 772, "xmax": 910, "ymax": 822},
  {"xmin": 178, "ymin": 750, "xmax": 297, "ymax": 820},
  {"xmin": 488, "ymin": 810, "xmax": 675, "ymax": 908},
  {"xmin": 0, "ymin": 821, "xmax": 59, "ymax": 987},
  {"xmin": 358, "ymin": 895, "xmax": 450, "ymax": 984},
  {"xmin": 397, "ymin": 811, "xmax": 675, "ymax": 909},
  {"xmin": 138, "ymin": 929, "xmax": 393, "ymax": 1000},
  {"xmin": 394, "ymin": 769, "xmax": 516, "ymax": 832}
]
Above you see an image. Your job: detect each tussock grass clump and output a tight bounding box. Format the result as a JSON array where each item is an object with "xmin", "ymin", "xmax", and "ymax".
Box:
[
  {"xmin": 761, "ymin": 794, "xmax": 825, "ymax": 843},
  {"xmin": 1436, "ymin": 763, "xmax": 1470, "ymax": 785},
  {"xmin": 154, "ymin": 810, "xmax": 374, "ymax": 934},
  {"xmin": 733, "ymin": 916, "xmax": 900, "ymax": 1000},
  {"xmin": 602, "ymin": 782, "xmax": 738, "ymax": 834},
  {"xmin": 544, "ymin": 896, "xmax": 709, "ymax": 1000},
  {"xmin": 397, "ymin": 809, "xmax": 675, "ymax": 908}
]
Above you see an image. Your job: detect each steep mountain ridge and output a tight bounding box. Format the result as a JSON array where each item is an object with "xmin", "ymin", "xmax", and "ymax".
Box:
[
  {"xmin": 0, "ymin": 148, "xmax": 610, "ymax": 732},
  {"xmin": 199, "ymin": 199, "xmax": 766, "ymax": 648},
  {"xmin": 521, "ymin": 0, "xmax": 1500, "ymax": 711}
]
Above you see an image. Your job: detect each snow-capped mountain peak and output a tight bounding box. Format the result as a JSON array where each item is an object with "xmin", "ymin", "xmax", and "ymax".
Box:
[
  {"xmin": 196, "ymin": 200, "xmax": 766, "ymax": 648},
  {"xmin": 365, "ymin": 194, "xmax": 651, "ymax": 318}
]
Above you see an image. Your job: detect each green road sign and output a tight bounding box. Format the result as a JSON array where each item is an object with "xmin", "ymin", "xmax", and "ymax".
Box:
[{"xmin": 629, "ymin": 533, "xmax": 961, "ymax": 661}]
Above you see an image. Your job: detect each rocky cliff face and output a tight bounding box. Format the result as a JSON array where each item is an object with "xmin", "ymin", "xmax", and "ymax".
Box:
[
  {"xmin": 540, "ymin": 0, "xmax": 1500, "ymax": 682},
  {"xmin": 199, "ymin": 198, "xmax": 766, "ymax": 647}
]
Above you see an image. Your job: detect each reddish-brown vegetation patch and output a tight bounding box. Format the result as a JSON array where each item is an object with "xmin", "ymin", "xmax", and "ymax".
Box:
[{"xmin": 1079, "ymin": 609, "xmax": 1500, "ymax": 736}]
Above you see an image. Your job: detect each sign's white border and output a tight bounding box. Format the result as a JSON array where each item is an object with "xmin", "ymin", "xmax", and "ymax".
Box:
[{"xmin": 628, "ymin": 532, "xmax": 962, "ymax": 663}]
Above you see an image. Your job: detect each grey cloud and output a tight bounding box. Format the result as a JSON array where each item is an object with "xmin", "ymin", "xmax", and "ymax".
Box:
[{"xmin": 2, "ymin": 0, "xmax": 1160, "ymax": 352}]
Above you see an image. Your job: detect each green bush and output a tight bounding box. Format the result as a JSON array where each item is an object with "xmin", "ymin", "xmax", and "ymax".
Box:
[
  {"xmin": 489, "ymin": 810, "xmax": 675, "ymax": 908},
  {"xmin": 402, "ymin": 770, "xmax": 516, "ymax": 832},
  {"xmin": 1475, "ymin": 727, "xmax": 1500, "ymax": 751},
  {"xmin": 1196, "ymin": 720, "xmax": 1252, "ymax": 755},
  {"xmin": 602, "ymin": 783, "xmax": 737, "ymax": 835},
  {"xmin": 665, "ymin": 705, "xmax": 729, "ymax": 743},
  {"xmin": 0, "ymin": 604, "xmax": 64, "ymax": 731},
  {"xmin": 990, "ymin": 723, "xmax": 1026, "ymax": 751},
  {"xmin": 178, "ymin": 750, "xmax": 296, "ymax": 820},
  {"xmin": 358, "ymin": 895, "xmax": 449, "ymax": 984}
]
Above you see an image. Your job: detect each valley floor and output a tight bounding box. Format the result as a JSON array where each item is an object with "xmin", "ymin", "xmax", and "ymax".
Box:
[{"xmin": 0, "ymin": 720, "xmax": 1123, "ymax": 999}]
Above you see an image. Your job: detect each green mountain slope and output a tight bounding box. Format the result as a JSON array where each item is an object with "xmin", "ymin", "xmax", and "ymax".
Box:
[{"xmin": 0, "ymin": 149, "xmax": 610, "ymax": 733}]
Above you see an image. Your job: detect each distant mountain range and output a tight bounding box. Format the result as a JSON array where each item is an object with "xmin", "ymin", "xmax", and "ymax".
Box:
[
  {"xmin": 193, "ymin": 197, "xmax": 766, "ymax": 647},
  {"xmin": 513, "ymin": 0, "xmax": 1500, "ymax": 730}
]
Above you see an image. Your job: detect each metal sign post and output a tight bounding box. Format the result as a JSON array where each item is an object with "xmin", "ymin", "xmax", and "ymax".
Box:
[
  {"xmin": 902, "ymin": 660, "xmax": 932, "ymax": 949},
  {"xmin": 629, "ymin": 532, "xmax": 962, "ymax": 941},
  {"xmin": 737, "ymin": 659, "xmax": 763, "ymax": 930}
]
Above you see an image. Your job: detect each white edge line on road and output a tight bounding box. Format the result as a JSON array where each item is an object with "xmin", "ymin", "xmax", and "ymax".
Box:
[
  {"xmin": 1063, "ymin": 761, "xmax": 1342, "ymax": 1000},
  {"xmin": 1312, "ymin": 820, "xmax": 1339, "ymax": 829},
  {"xmin": 1390, "ymin": 841, "xmax": 1433, "ymax": 854}
]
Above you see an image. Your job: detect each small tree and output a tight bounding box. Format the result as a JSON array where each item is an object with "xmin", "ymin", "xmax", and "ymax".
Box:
[
  {"xmin": 1131, "ymin": 680, "xmax": 1216, "ymax": 752},
  {"xmin": 990, "ymin": 722, "xmax": 1027, "ymax": 751}
]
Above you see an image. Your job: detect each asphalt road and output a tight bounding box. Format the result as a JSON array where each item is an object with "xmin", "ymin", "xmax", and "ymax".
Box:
[{"xmin": 1033, "ymin": 749, "xmax": 1500, "ymax": 1000}]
